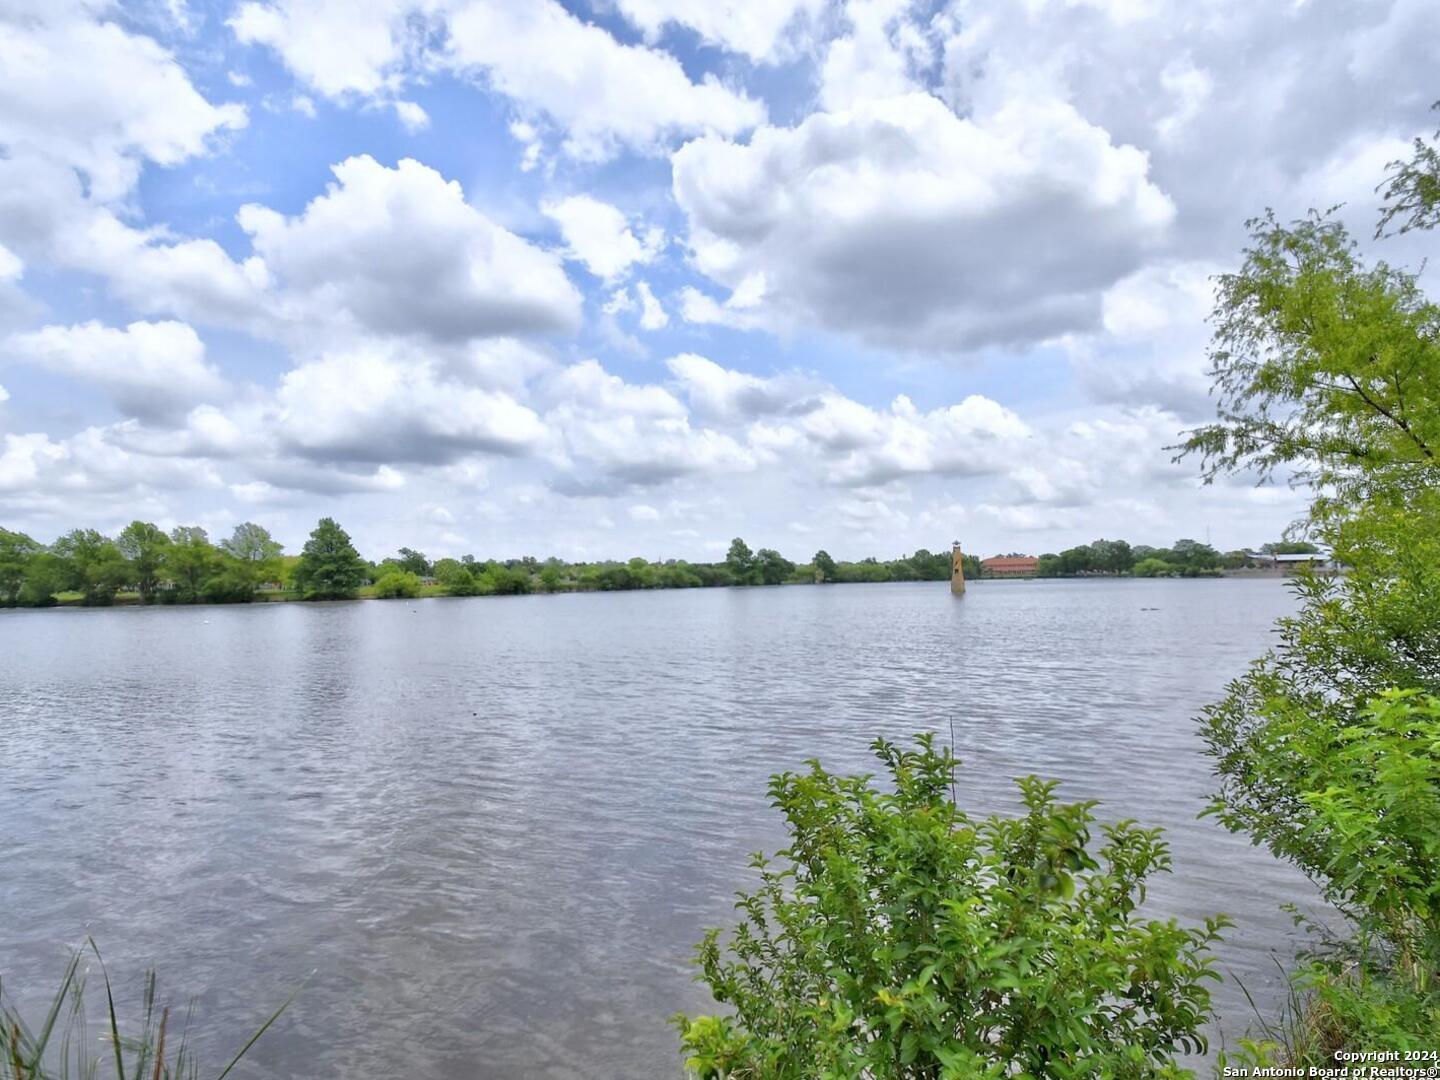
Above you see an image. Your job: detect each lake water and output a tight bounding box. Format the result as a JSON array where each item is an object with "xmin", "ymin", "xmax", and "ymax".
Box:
[{"xmin": 0, "ymin": 578, "xmax": 1323, "ymax": 1077}]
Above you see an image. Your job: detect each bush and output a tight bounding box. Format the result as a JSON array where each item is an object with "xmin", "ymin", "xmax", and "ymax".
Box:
[
  {"xmin": 1131, "ymin": 557, "xmax": 1176, "ymax": 577},
  {"xmin": 676, "ymin": 735, "xmax": 1227, "ymax": 1079},
  {"xmin": 372, "ymin": 569, "xmax": 422, "ymax": 599}
]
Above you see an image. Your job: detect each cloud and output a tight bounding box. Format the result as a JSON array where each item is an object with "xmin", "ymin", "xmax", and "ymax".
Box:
[
  {"xmin": 672, "ymin": 92, "xmax": 1174, "ymax": 353},
  {"xmin": 0, "ymin": 5, "xmax": 246, "ymax": 203},
  {"xmin": 7, "ymin": 320, "xmax": 228, "ymax": 421},
  {"xmin": 393, "ymin": 99, "xmax": 429, "ymax": 131},
  {"xmin": 666, "ymin": 353, "xmax": 818, "ymax": 422},
  {"xmin": 788, "ymin": 392, "xmax": 1033, "ymax": 486},
  {"xmin": 543, "ymin": 359, "xmax": 754, "ymax": 491},
  {"xmin": 542, "ymin": 195, "xmax": 663, "ymax": 281},
  {"xmin": 230, "ymin": 0, "xmax": 765, "ymax": 161},
  {"xmin": 273, "ymin": 345, "xmax": 547, "ymax": 465},
  {"xmin": 613, "ymin": 0, "xmax": 825, "ymax": 62},
  {"xmin": 635, "ymin": 281, "xmax": 669, "ymax": 330},
  {"xmin": 1069, "ymin": 260, "xmax": 1219, "ymax": 418},
  {"xmin": 229, "ymin": 0, "xmax": 429, "ymax": 99},
  {"xmin": 237, "ymin": 155, "xmax": 581, "ymax": 342}
]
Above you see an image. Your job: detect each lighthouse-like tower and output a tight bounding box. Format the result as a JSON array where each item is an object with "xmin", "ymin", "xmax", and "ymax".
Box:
[{"xmin": 951, "ymin": 541, "xmax": 966, "ymax": 595}]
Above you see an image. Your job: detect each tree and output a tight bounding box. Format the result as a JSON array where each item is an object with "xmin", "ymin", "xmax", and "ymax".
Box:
[
  {"xmin": 754, "ymin": 547, "xmax": 793, "ymax": 586},
  {"xmin": 1260, "ymin": 541, "xmax": 1320, "ymax": 555},
  {"xmin": 812, "ymin": 549, "xmax": 837, "ymax": 583},
  {"xmin": 1188, "ymin": 139, "xmax": 1440, "ymax": 1064},
  {"xmin": 1377, "ymin": 101, "xmax": 1440, "ymax": 238},
  {"xmin": 0, "ymin": 527, "xmax": 41, "ymax": 605},
  {"xmin": 538, "ymin": 562, "xmax": 564, "ymax": 593},
  {"xmin": 116, "ymin": 521, "xmax": 171, "ymax": 602},
  {"xmin": 677, "ymin": 735, "xmax": 1226, "ymax": 1078},
  {"xmin": 52, "ymin": 528, "xmax": 129, "ymax": 605},
  {"xmin": 725, "ymin": 537, "xmax": 755, "ymax": 584},
  {"xmin": 434, "ymin": 557, "xmax": 480, "ymax": 596},
  {"xmin": 292, "ymin": 518, "xmax": 366, "ymax": 600},
  {"xmin": 1089, "ymin": 538, "xmax": 1134, "ymax": 575},
  {"xmin": 394, "ymin": 547, "xmax": 431, "ymax": 577},
  {"xmin": 164, "ymin": 526, "xmax": 218, "ymax": 603},
  {"xmin": 222, "ymin": 522, "xmax": 281, "ymax": 569},
  {"xmin": 1170, "ymin": 538, "xmax": 1221, "ymax": 572},
  {"xmin": 1176, "ymin": 210, "xmax": 1439, "ymax": 517}
]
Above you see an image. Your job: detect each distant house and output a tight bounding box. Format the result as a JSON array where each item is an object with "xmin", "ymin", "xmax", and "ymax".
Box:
[
  {"xmin": 1246, "ymin": 551, "xmax": 1338, "ymax": 573},
  {"xmin": 981, "ymin": 555, "xmax": 1039, "ymax": 578}
]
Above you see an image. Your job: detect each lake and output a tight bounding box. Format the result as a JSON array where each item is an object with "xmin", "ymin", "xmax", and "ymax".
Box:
[{"xmin": 0, "ymin": 578, "xmax": 1321, "ymax": 1077}]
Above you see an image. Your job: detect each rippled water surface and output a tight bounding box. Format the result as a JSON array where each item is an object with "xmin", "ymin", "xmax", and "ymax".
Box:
[{"xmin": 1, "ymin": 579, "xmax": 1321, "ymax": 1077}]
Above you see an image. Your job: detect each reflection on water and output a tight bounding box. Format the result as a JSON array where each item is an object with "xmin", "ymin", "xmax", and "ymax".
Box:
[{"xmin": 0, "ymin": 579, "xmax": 1319, "ymax": 1077}]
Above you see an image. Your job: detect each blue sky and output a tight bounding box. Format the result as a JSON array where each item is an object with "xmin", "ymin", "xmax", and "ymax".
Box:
[{"xmin": 0, "ymin": 0, "xmax": 1435, "ymax": 562}]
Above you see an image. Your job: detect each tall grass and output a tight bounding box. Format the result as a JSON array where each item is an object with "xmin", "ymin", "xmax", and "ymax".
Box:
[{"xmin": 1, "ymin": 940, "xmax": 301, "ymax": 1080}]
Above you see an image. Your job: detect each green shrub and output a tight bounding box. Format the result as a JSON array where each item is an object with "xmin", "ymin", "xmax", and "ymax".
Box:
[
  {"xmin": 1131, "ymin": 558, "xmax": 1176, "ymax": 578},
  {"xmin": 372, "ymin": 569, "xmax": 422, "ymax": 599},
  {"xmin": 676, "ymin": 735, "xmax": 1226, "ymax": 1079}
]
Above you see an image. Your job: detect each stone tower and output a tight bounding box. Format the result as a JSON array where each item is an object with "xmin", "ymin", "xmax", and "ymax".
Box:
[{"xmin": 951, "ymin": 541, "xmax": 966, "ymax": 595}]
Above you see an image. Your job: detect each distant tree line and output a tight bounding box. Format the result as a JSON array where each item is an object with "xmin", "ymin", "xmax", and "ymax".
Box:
[
  {"xmin": 1006, "ymin": 537, "xmax": 1317, "ymax": 579},
  {"xmin": 1028, "ymin": 537, "xmax": 1225, "ymax": 578},
  {"xmin": 0, "ymin": 518, "xmax": 986, "ymax": 607}
]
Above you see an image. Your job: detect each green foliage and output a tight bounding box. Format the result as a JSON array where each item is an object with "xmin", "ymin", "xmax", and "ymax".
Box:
[
  {"xmin": 115, "ymin": 521, "xmax": 170, "ymax": 602},
  {"xmin": 164, "ymin": 526, "xmax": 218, "ymax": 603},
  {"xmin": 292, "ymin": 517, "xmax": 366, "ymax": 600},
  {"xmin": 725, "ymin": 537, "xmax": 755, "ymax": 584},
  {"xmin": 1377, "ymin": 101, "xmax": 1440, "ymax": 238},
  {"xmin": 1260, "ymin": 541, "xmax": 1319, "ymax": 555},
  {"xmin": 1176, "ymin": 210, "xmax": 1439, "ymax": 511},
  {"xmin": 219, "ymin": 522, "xmax": 282, "ymax": 594},
  {"xmin": 0, "ymin": 939, "xmax": 298, "ymax": 1080},
  {"xmin": 1192, "ymin": 138, "xmax": 1440, "ymax": 1061},
  {"xmin": 676, "ymin": 735, "xmax": 1226, "ymax": 1079},
  {"xmin": 434, "ymin": 557, "xmax": 481, "ymax": 596},
  {"xmin": 390, "ymin": 547, "xmax": 431, "ymax": 577},
  {"xmin": 1206, "ymin": 690, "xmax": 1440, "ymax": 961},
  {"xmin": 1131, "ymin": 557, "xmax": 1176, "ymax": 578},
  {"xmin": 812, "ymin": 549, "xmax": 837, "ymax": 582},
  {"xmin": 753, "ymin": 547, "xmax": 794, "ymax": 586},
  {"xmin": 0, "ymin": 526, "xmax": 42, "ymax": 605},
  {"xmin": 52, "ymin": 528, "xmax": 130, "ymax": 605},
  {"xmin": 372, "ymin": 569, "xmax": 423, "ymax": 598}
]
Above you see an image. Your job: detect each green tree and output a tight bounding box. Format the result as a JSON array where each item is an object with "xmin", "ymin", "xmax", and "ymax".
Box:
[
  {"xmin": 812, "ymin": 549, "xmax": 837, "ymax": 583},
  {"xmin": 725, "ymin": 537, "xmax": 755, "ymax": 584},
  {"xmin": 0, "ymin": 527, "xmax": 41, "ymax": 605},
  {"xmin": 1170, "ymin": 538, "xmax": 1221, "ymax": 573},
  {"xmin": 1132, "ymin": 557, "xmax": 1176, "ymax": 578},
  {"xmin": 1186, "ymin": 148, "xmax": 1440, "ymax": 1062},
  {"xmin": 1260, "ymin": 541, "xmax": 1320, "ymax": 554},
  {"xmin": 754, "ymin": 547, "xmax": 793, "ymax": 586},
  {"xmin": 1176, "ymin": 210, "xmax": 1439, "ymax": 516},
  {"xmin": 434, "ymin": 557, "xmax": 481, "ymax": 596},
  {"xmin": 164, "ymin": 526, "xmax": 218, "ymax": 603},
  {"xmin": 1089, "ymin": 538, "xmax": 1134, "ymax": 574},
  {"xmin": 1055, "ymin": 544, "xmax": 1095, "ymax": 576},
  {"xmin": 18, "ymin": 552, "xmax": 66, "ymax": 607},
  {"xmin": 52, "ymin": 528, "xmax": 129, "ymax": 605},
  {"xmin": 677, "ymin": 735, "xmax": 1226, "ymax": 1078},
  {"xmin": 116, "ymin": 520, "xmax": 171, "ymax": 602},
  {"xmin": 393, "ymin": 547, "xmax": 431, "ymax": 576},
  {"xmin": 538, "ymin": 562, "xmax": 565, "ymax": 593},
  {"xmin": 292, "ymin": 518, "xmax": 366, "ymax": 600},
  {"xmin": 220, "ymin": 522, "xmax": 282, "ymax": 594}
]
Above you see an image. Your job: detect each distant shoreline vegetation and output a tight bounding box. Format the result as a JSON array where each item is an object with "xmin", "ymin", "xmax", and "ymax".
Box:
[{"xmin": 0, "ymin": 521, "xmax": 1316, "ymax": 609}]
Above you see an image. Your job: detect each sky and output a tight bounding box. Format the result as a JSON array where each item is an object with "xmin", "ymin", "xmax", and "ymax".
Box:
[{"xmin": 0, "ymin": 0, "xmax": 1436, "ymax": 563}]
